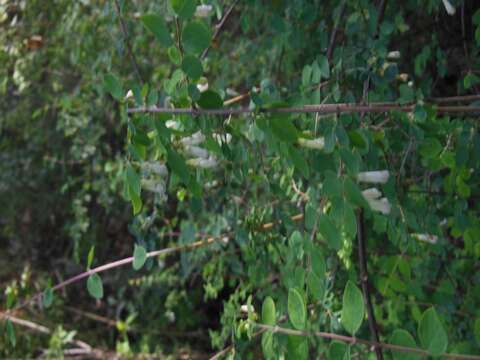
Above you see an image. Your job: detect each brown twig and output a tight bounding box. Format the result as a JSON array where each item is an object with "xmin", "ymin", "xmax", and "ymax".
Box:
[
  {"xmin": 127, "ymin": 102, "xmax": 480, "ymax": 116},
  {"xmin": 4, "ymin": 236, "xmax": 220, "ymax": 316},
  {"xmin": 326, "ymin": 0, "xmax": 347, "ymax": 62},
  {"xmin": 201, "ymin": 0, "xmax": 239, "ymax": 60},
  {"xmin": 113, "ymin": 0, "xmax": 143, "ymax": 84},
  {"xmin": 1, "ymin": 313, "xmax": 103, "ymax": 358},
  {"xmin": 357, "ymin": 210, "xmax": 383, "ymax": 360},
  {"xmin": 249, "ymin": 323, "xmax": 480, "ymax": 360}
]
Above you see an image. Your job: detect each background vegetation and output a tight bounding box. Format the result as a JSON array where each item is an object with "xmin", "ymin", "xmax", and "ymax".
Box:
[{"xmin": 1, "ymin": 0, "xmax": 480, "ymax": 358}]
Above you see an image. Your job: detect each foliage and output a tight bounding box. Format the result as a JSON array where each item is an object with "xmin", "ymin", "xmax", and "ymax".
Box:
[{"xmin": 1, "ymin": 0, "xmax": 480, "ymax": 358}]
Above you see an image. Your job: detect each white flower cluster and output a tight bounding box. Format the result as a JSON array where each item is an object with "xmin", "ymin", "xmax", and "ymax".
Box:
[
  {"xmin": 194, "ymin": 4, "xmax": 213, "ymax": 18},
  {"xmin": 362, "ymin": 187, "xmax": 391, "ymax": 215},
  {"xmin": 298, "ymin": 137, "xmax": 325, "ymax": 150},
  {"xmin": 181, "ymin": 131, "xmax": 219, "ymax": 169},
  {"xmin": 357, "ymin": 170, "xmax": 390, "ymax": 184},
  {"xmin": 141, "ymin": 161, "xmax": 168, "ymax": 201}
]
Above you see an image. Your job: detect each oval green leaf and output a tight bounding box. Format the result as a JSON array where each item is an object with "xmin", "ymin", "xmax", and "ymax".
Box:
[
  {"xmin": 418, "ymin": 307, "xmax": 448, "ymax": 356},
  {"xmin": 262, "ymin": 296, "xmax": 276, "ymax": 326},
  {"xmin": 341, "ymin": 280, "xmax": 364, "ymax": 335},
  {"xmin": 170, "ymin": 0, "xmax": 196, "ymax": 20},
  {"xmin": 43, "ymin": 287, "xmax": 53, "ymax": 308},
  {"xmin": 104, "ymin": 73, "xmax": 123, "ymax": 101},
  {"xmin": 390, "ymin": 329, "xmax": 421, "ymax": 360},
  {"xmin": 133, "ymin": 245, "xmax": 147, "ymax": 270},
  {"xmin": 328, "ymin": 341, "xmax": 350, "ymax": 360},
  {"xmin": 181, "ymin": 55, "xmax": 203, "ymax": 80},
  {"xmin": 182, "ymin": 21, "xmax": 211, "ymax": 54},
  {"xmin": 288, "ymin": 288, "xmax": 306, "ymax": 330},
  {"xmin": 307, "ymin": 271, "xmax": 325, "ymax": 302},
  {"xmin": 87, "ymin": 273, "xmax": 104, "ymax": 299},
  {"xmin": 317, "ymin": 215, "xmax": 341, "ymax": 250},
  {"xmin": 140, "ymin": 14, "xmax": 173, "ymax": 47},
  {"xmin": 197, "ymin": 89, "xmax": 223, "ymax": 109},
  {"xmin": 311, "ymin": 246, "xmax": 326, "ymax": 279},
  {"xmin": 6, "ymin": 319, "xmax": 16, "ymax": 347}
]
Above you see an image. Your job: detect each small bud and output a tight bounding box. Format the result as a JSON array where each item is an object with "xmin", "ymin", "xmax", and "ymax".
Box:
[
  {"xmin": 124, "ymin": 89, "xmax": 134, "ymax": 101},
  {"xmin": 141, "ymin": 162, "xmax": 168, "ymax": 177},
  {"xmin": 185, "ymin": 145, "xmax": 209, "ymax": 159},
  {"xmin": 142, "ymin": 179, "xmax": 166, "ymax": 195},
  {"xmin": 298, "ymin": 137, "xmax": 325, "ymax": 150},
  {"xmin": 240, "ymin": 304, "xmax": 255, "ymax": 314},
  {"xmin": 357, "ymin": 170, "xmax": 390, "ymax": 184},
  {"xmin": 194, "ymin": 4, "xmax": 213, "ymax": 18},
  {"xmin": 165, "ymin": 120, "xmax": 180, "ymax": 129},
  {"xmin": 197, "ymin": 82, "xmax": 209, "ymax": 93},
  {"xmin": 213, "ymin": 133, "xmax": 232, "ymax": 144},
  {"xmin": 187, "ymin": 156, "xmax": 218, "ymax": 169},
  {"xmin": 412, "ymin": 233, "xmax": 438, "ymax": 244},
  {"xmin": 396, "ymin": 73, "xmax": 409, "ymax": 82},
  {"xmin": 387, "ymin": 51, "xmax": 401, "ymax": 60},
  {"xmin": 442, "ymin": 0, "xmax": 455, "ymax": 15},
  {"xmin": 180, "ymin": 131, "xmax": 205, "ymax": 146}
]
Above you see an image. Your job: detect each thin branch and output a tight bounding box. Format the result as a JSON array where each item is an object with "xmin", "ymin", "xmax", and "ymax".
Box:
[
  {"xmin": 326, "ymin": 0, "xmax": 347, "ymax": 62},
  {"xmin": 127, "ymin": 102, "xmax": 480, "ymax": 116},
  {"xmin": 4, "ymin": 236, "xmax": 220, "ymax": 315},
  {"xmin": 1, "ymin": 313, "xmax": 103, "ymax": 358},
  {"xmin": 251, "ymin": 323, "xmax": 480, "ymax": 360},
  {"xmin": 201, "ymin": 0, "xmax": 239, "ymax": 60},
  {"xmin": 357, "ymin": 210, "xmax": 383, "ymax": 360},
  {"xmin": 374, "ymin": 0, "xmax": 388, "ymax": 38},
  {"xmin": 430, "ymin": 94, "xmax": 480, "ymax": 103},
  {"xmin": 113, "ymin": 0, "xmax": 143, "ymax": 84}
]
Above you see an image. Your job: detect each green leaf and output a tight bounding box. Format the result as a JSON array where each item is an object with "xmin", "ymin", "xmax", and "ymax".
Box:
[
  {"xmin": 168, "ymin": 46, "xmax": 182, "ymax": 65},
  {"xmin": 269, "ymin": 115, "xmax": 298, "ymax": 143},
  {"xmin": 475, "ymin": 318, "xmax": 480, "ymax": 345},
  {"xmin": 167, "ymin": 149, "xmax": 190, "ymax": 183},
  {"xmin": 304, "ymin": 203, "xmax": 316, "ymax": 230},
  {"xmin": 261, "ymin": 331, "xmax": 275, "ymax": 359},
  {"xmin": 87, "ymin": 245, "xmax": 95, "ymax": 269},
  {"xmin": 344, "ymin": 178, "xmax": 368, "ymax": 208},
  {"xmin": 181, "ymin": 55, "xmax": 203, "ymax": 80},
  {"xmin": 104, "ymin": 73, "xmax": 123, "ymax": 101},
  {"xmin": 126, "ymin": 165, "xmax": 141, "ymax": 196},
  {"xmin": 328, "ymin": 341, "xmax": 350, "ymax": 360},
  {"xmin": 341, "ymin": 281, "xmax": 364, "ymax": 335},
  {"xmin": 289, "ymin": 147, "xmax": 309, "ymax": 178},
  {"xmin": 6, "ymin": 319, "xmax": 16, "ymax": 347},
  {"xmin": 140, "ymin": 14, "xmax": 173, "ymax": 47},
  {"xmin": 311, "ymin": 246, "xmax": 326, "ymax": 279},
  {"xmin": 197, "ymin": 89, "xmax": 223, "ymax": 109},
  {"xmin": 87, "ymin": 273, "xmax": 104, "ymax": 299},
  {"xmin": 389, "ymin": 329, "xmax": 421, "ymax": 360},
  {"xmin": 317, "ymin": 216, "xmax": 341, "ymax": 250},
  {"xmin": 170, "ymin": 0, "xmax": 196, "ymax": 20},
  {"xmin": 307, "ymin": 271, "xmax": 325, "ymax": 301},
  {"xmin": 287, "ymin": 335, "xmax": 308, "ymax": 360},
  {"xmin": 418, "ymin": 307, "xmax": 448, "ymax": 356},
  {"xmin": 323, "ymin": 170, "xmax": 343, "ymax": 198},
  {"xmin": 133, "ymin": 245, "xmax": 147, "ymax": 270},
  {"xmin": 318, "ymin": 55, "xmax": 330, "ymax": 78},
  {"xmin": 182, "ymin": 21, "xmax": 211, "ymax": 54},
  {"xmin": 130, "ymin": 191, "xmax": 142, "ymax": 215},
  {"xmin": 288, "ymin": 288, "xmax": 306, "ymax": 330},
  {"xmin": 43, "ymin": 287, "xmax": 53, "ymax": 308},
  {"xmin": 262, "ymin": 296, "xmax": 276, "ymax": 325}
]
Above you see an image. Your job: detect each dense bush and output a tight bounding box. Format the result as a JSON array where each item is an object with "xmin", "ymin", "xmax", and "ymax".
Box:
[{"xmin": 1, "ymin": 0, "xmax": 480, "ymax": 358}]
